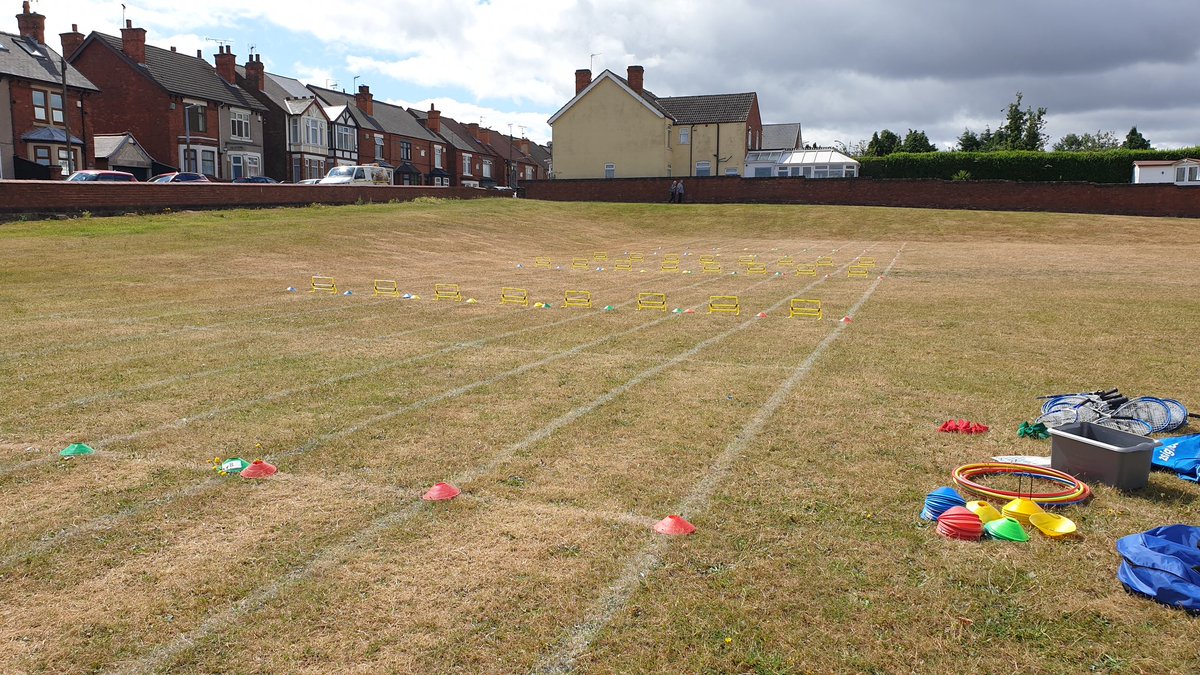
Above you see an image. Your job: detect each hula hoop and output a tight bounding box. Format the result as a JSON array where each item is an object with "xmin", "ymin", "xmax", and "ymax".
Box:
[{"xmin": 953, "ymin": 462, "xmax": 1091, "ymax": 505}]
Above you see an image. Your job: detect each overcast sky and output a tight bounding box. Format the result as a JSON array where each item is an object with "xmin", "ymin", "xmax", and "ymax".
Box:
[{"xmin": 29, "ymin": 0, "xmax": 1200, "ymax": 150}]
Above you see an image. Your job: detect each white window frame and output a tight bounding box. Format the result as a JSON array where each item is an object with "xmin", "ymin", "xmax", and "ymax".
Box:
[
  {"xmin": 375, "ymin": 135, "xmax": 385, "ymax": 159},
  {"xmin": 695, "ymin": 161, "xmax": 711, "ymax": 177},
  {"xmin": 604, "ymin": 163, "xmax": 615, "ymax": 179},
  {"xmin": 844, "ymin": 165, "xmax": 857, "ymax": 178},
  {"xmin": 482, "ymin": 158, "xmax": 493, "ymax": 178},
  {"xmin": 336, "ymin": 125, "xmax": 356, "ymax": 152},
  {"xmin": 231, "ymin": 154, "xmax": 244, "ymax": 179},
  {"xmin": 434, "ymin": 145, "xmax": 443, "ymax": 169},
  {"xmin": 462, "ymin": 153, "xmax": 473, "ymax": 176},
  {"xmin": 679, "ymin": 128, "xmax": 690, "ymax": 145},
  {"xmin": 201, "ymin": 149, "xmax": 217, "ymax": 177},
  {"xmin": 230, "ymin": 109, "xmax": 251, "ymax": 141},
  {"xmin": 290, "ymin": 117, "xmax": 300, "ymax": 144},
  {"xmin": 724, "ymin": 167, "xmax": 739, "ymax": 176}
]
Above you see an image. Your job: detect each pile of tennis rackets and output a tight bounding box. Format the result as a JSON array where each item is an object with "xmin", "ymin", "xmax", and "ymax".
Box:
[{"xmin": 1035, "ymin": 388, "xmax": 1195, "ymax": 435}]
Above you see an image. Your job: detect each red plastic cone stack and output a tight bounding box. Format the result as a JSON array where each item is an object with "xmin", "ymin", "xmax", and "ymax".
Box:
[
  {"xmin": 422, "ymin": 482, "xmax": 461, "ymax": 501},
  {"xmin": 840, "ymin": 316, "xmax": 852, "ymax": 323},
  {"xmin": 939, "ymin": 420, "xmax": 989, "ymax": 434},
  {"xmin": 654, "ymin": 515, "xmax": 696, "ymax": 535},
  {"xmin": 936, "ymin": 506, "xmax": 983, "ymax": 541},
  {"xmin": 756, "ymin": 312, "xmax": 768, "ymax": 318},
  {"xmin": 240, "ymin": 460, "xmax": 278, "ymax": 479}
]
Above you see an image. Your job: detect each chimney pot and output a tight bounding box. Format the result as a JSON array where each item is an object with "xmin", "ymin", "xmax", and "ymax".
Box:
[
  {"xmin": 426, "ymin": 104, "xmax": 441, "ymax": 134},
  {"xmin": 354, "ymin": 84, "xmax": 374, "ymax": 115},
  {"xmin": 16, "ymin": 0, "xmax": 46, "ymax": 44},
  {"xmin": 120, "ymin": 21, "xmax": 147, "ymax": 64},
  {"xmin": 60, "ymin": 23, "xmax": 86, "ymax": 60},
  {"xmin": 214, "ymin": 45, "xmax": 237, "ymax": 84},
  {"xmin": 126, "ymin": 19, "xmax": 132, "ymax": 28}
]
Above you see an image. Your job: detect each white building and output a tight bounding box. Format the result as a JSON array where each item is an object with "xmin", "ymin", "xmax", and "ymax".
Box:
[
  {"xmin": 745, "ymin": 147, "xmax": 860, "ymax": 178},
  {"xmin": 1132, "ymin": 158, "xmax": 1200, "ymax": 185}
]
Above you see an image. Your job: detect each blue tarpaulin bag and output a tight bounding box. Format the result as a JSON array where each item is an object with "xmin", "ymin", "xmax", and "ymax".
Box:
[
  {"xmin": 1116, "ymin": 525, "xmax": 1200, "ymax": 614},
  {"xmin": 1151, "ymin": 434, "xmax": 1200, "ymax": 482}
]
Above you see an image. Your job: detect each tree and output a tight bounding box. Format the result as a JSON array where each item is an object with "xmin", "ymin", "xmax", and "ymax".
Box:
[
  {"xmin": 1053, "ymin": 130, "xmax": 1120, "ymax": 152},
  {"xmin": 957, "ymin": 128, "xmax": 982, "ymax": 152},
  {"xmin": 1123, "ymin": 126, "xmax": 1152, "ymax": 150},
  {"xmin": 957, "ymin": 92, "xmax": 1047, "ymax": 152},
  {"xmin": 899, "ymin": 129, "xmax": 937, "ymax": 153},
  {"xmin": 865, "ymin": 129, "xmax": 900, "ymax": 156}
]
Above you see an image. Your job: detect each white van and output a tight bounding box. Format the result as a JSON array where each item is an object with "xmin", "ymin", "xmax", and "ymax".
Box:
[{"xmin": 319, "ymin": 164, "xmax": 393, "ymax": 185}]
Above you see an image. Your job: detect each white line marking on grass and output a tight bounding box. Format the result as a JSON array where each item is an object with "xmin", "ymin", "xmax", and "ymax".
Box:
[
  {"xmin": 0, "ymin": 266, "xmax": 757, "ymax": 563},
  {"xmin": 531, "ymin": 244, "xmax": 904, "ymax": 674},
  {"xmin": 106, "ymin": 247, "xmax": 872, "ymax": 674}
]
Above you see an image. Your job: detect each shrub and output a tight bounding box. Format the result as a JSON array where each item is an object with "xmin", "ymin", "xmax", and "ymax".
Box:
[{"xmin": 857, "ymin": 147, "xmax": 1200, "ymax": 183}]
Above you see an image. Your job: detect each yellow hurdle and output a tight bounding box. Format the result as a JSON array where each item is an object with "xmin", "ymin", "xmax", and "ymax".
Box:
[
  {"xmin": 847, "ymin": 265, "xmax": 870, "ymax": 278},
  {"xmin": 534, "ymin": 257, "xmax": 552, "ymax": 269},
  {"xmin": 777, "ymin": 256, "xmax": 796, "ymax": 267},
  {"xmin": 663, "ymin": 253, "xmax": 680, "ymax": 262},
  {"xmin": 615, "ymin": 259, "xmax": 633, "ymax": 272},
  {"xmin": 593, "ymin": 251, "xmax": 608, "ymax": 262},
  {"xmin": 738, "ymin": 255, "xmax": 757, "ymax": 267},
  {"xmin": 500, "ymin": 287, "xmax": 529, "ymax": 307},
  {"xmin": 629, "ymin": 252, "xmax": 644, "ymax": 263},
  {"xmin": 660, "ymin": 259, "xmax": 681, "ymax": 273},
  {"xmin": 637, "ymin": 292, "xmax": 667, "ymax": 311},
  {"xmin": 571, "ymin": 257, "xmax": 590, "ymax": 270},
  {"xmin": 563, "ymin": 289, "xmax": 593, "ymax": 308},
  {"xmin": 373, "ymin": 279, "xmax": 400, "ymax": 297},
  {"xmin": 794, "ymin": 263, "xmax": 817, "ymax": 277},
  {"xmin": 708, "ymin": 295, "xmax": 741, "ymax": 315},
  {"xmin": 789, "ymin": 298, "xmax": 823, "ymax": 320},
  {"xmin": 856, "ymin": 256, "xmax": 877, "ymax": 268},
  {"xmin": 745, "ymin": 262, "xmax": 768, "ymax": 276},
  {"xmin": 310, "ymin": 276, "xmax": 338, "ymax": 294},
  {"xmin": 434, "ymin": 283, "xmax": 463, "ymax": 302},
  {"xmin": 701, "ymin": 262, "xmax": 722, "ymax": 274},
  {"xmin": 699, "ymin": 254, "xmax": 717, "ymax": 264},
  {"xmin": 815, "ymin": 256, "xmax": 834, "ymax": 267}
]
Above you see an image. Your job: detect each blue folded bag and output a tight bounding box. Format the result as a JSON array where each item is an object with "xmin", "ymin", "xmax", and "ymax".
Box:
[
  {"xmin": 1151, "ymin": 434, "xmax": 1200, "ymax": 482},
  {"xmin": 1116, "ymin": 525, "xmax": 1200, "ymax": 614}
]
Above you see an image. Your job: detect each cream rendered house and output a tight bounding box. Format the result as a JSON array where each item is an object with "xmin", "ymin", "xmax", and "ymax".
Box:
[{"xmin": 548, "ymin": 66, "xmax": 762, "ymax": 179}]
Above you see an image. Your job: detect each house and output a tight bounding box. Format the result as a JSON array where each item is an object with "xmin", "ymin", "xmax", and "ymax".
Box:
[
  {"xmin": 1132, "ymin": 158, "xmax": 1200, "ymax": 185},
  {"xmin": 67, "ymin": 21, "xmax": 267, "ymax": 179},
  {"xmin": 547, "ymin": 65, "xmax": 763, "ymax": 179},
  {"xmin": 237, "ymin": 63, "xmax": 331, "ymax": 182},
  {"xmin": 92, "ymin": 132, "xmax": 156, "ymax": 179},
  {"xmin": 761, "ymin": 123, "xmax": 802, "ymax": 151},
  {"xmin": 408, "ymin": 105, "xmax": 457, "ymax": 186},
  {"xmin": 1, "ymin": 2, "xmax": 97, "ymax": 179},
  {"xmin": 745, "ymin": 147, "xmax": 860, "ymax": 178}
]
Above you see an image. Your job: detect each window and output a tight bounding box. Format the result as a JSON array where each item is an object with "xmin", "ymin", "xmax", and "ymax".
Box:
[
  {"xmin": 1177, "ymin": 167, "xmax": 1186, "ymax": 182},
  {"xmin": 400, "ymin": 141, "xmax": 412, "ymax": 161},
  {"xmin": 305, "ymin": 118, "xmax": 323, "ymax": 146},
  {"xmin": 50, "ymin": 93, "xmax": 64, "ymax": 124},
  {"xmin": 375, "ymin": 136, "xmax": 384, "ymax": 159},
  {"xmin": 292, "ymin": 157, "xmax": 301, "ymax": 180},
  {"xmin": 725, "ymin": 167, "xmax": 739, "ymax": 176},
  {"xmin": 754, "ymin": 167, "xmax": 772, "ymax": 177},
  {"xmin": 57, "ymin": 148, "xmax": 75, "ymax": 173},
  {"xmin": 290, "ymin": 118, "xmax": 300, "ymax": 144},
  {"xmin": 434, "ymin": 145, "xmax": 443, "ymax": 168},
  {"xmin": 231, "ymin": 155, "xmax": 244, "ymax": 179},
  {"xmin": 183, "ymin": 148, "xmax": 197, "ymax": 172},
  {"xmin": 525, "ymin": 166, "xmax": 534, "ymax": 180},
  {"xmin": 482, "ymin": 159, "xmax": 493, "ymax": 178},
  {"xmin": 336, "ymin": 125, "xmax": 355, "ymax": 151},
  {"xmin": 776, "ymin": 167, "xmax": 789, "ymax": 177},
  {"xmin": 33, "ymin": 90, "xmax": 47, "ymax": 121},
  {"xmin": 187, "ymin": 105, "xmax": 207, "ymax": 134},
  {"xmin": 34, "ymin": 146, "xmax": 50, "ymax": 165},
  {"xmin": 201, "ymin": 150, "xmax": 216, "ymax": 177},
  {"xmin": 462, "ymin": 153, "xmax": 472, "ymax": 175},
  {"xmin": 814, "ymin": 166, "xmax": 829, "ymax": 179},
  {"xmin": 844, "ymin": 166, "xmax": 857, "ymax": 178},
  {"xmin": 679, "ymin": 128, "xmax": 690, "ymax": 145},
  {"xmin": 604, "ymin": 163, "xmax": 615, "ymax": 179},
  {"xmin": 695, "ymin": 161, "xmax": 711, "ymax": 177},
  {"xmin": 230, "ymin": 110, "xmax": 251, "ymax": 141},
  {"xmin": 1190, "ymin": 166, "xmax": 1199, "ymax": 182}
]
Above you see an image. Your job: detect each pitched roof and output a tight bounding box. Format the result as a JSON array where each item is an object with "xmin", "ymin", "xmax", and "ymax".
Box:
[
  {"xmin": 21, "ymin": 126, "xmax": 83, "ymax": 144},
  {"xmin": 0, "ymin": 31, "xmax": 96, "ymax": 90},
  {"xmin": 90, "ymin": 33, "xmax": 264, "ymax": 111},
  {"xmin": 306, "ymin": 85, "xmax": 384, "ymax": 131},
  {"xmin": 654, "ymin": 92, "xmax": 757, "ymax": 124},
  {"xmin": 762, "ymin": 123, "xmax": 802, "ymax": 150},
  {"xmin": 409, "ymin": 107, "xmax": 476, "ymax": 152},
  {"xmin": 93, "ymin": 132, "xmax": 153, "ymax": 164}
]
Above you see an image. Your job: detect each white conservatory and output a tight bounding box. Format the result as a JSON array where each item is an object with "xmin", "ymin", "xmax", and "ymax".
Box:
[{"xmin": 745, "ymin": 148, "xmax": 860, "ymax": 179}]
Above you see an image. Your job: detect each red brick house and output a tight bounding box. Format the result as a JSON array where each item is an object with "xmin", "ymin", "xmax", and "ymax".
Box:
[
  {"xmin": 66, "ymin": 21, "xmax": 267, "ymax": 179},
  {"xmin": 1, "ymin": 2, "xmax": 96, "ymax": 179}
]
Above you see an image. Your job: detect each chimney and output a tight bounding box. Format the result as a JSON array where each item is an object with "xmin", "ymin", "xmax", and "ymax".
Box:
[
  {"xmin": 215, "ymin": 45, "xmax": 237, "ymax": 85},
  {"xmin": 575, "ymin": 68, "xmax": 591, "ymax": 94},
  {"xmin": 355, "ymin": 84, "xmax": 373, "ymax": 115},
  {"xmin": 196, "ymin": 49, "xmax": 202, "ymax": 58},
  {"xmin": 170, "ymin": 46, "xmax": 176, "ymax": 52},
  {"xmin": 479, "ymin": 128, "xmax": 492, "ymax": 145},
  {"xmin": 627, "ymin": 65, "xmax": 644, "ymax": 94},
  {"xmin": 518, "ymin": 139, "xmax": 530, "ymax": 156},
  {"xmin": 60, "ymin": 23, "xmax": 85, "ymax": 59},
  {"xmin": 244, "ymin": 54, "xmax": 265, "ymax": 92},
  {"xmin": 16, "ymin": 1, "xmax": 45, "ymax": 44},
  {"xmin": 121, "ymin": 20, "xmax": 146, "ymax": 64},
  {"xmin": 466, "ymin": 122, "xmax": 480, "ymax": 141},
  {"xmin": 426, "ymin": 104, "xmax": 441, "ymax": 134}
]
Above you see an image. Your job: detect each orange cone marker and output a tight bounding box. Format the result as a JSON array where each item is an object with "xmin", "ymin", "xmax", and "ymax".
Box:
[
  {"xmin": 422, "ymin": 482, "xmax": 461, "ymax": 501},
  {"xmin": 654, "ymin": 515, "xmax": 696, "ymax": 535}
]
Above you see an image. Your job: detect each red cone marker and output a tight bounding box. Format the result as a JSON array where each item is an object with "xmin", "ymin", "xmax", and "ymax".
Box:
[
  {"xmin": 240, "ymin": 460, "xmax": 278, "ymax": 479},
  {"xmin": 654, "ymin": 515, "xmax": 696, "ymax": 535},
  {"xmin": 422, "ymin": 482, "xmax": 461, "ymax": 501}
]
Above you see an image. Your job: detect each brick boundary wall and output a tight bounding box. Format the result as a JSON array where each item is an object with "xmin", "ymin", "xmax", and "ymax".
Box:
[
  {"xmin": 0, "ymin": 181, "xmax": 497, "ymax": 218},
  {"xmin": 520, "ymin": 176, "xmax": 1200, "ymax": 218}
]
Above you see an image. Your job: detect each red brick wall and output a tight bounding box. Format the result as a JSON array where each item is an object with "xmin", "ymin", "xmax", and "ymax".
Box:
[
  {"xmin": 521, "ymin": 176, "xmax": 1200, "ymax": 218},
  {"xmin": 0, "ymin": 182, "xmax": 494, "ymax": 215},
  {"xmin": 8, "ymin": 80, "xmax": 93, "ymax": 171}
]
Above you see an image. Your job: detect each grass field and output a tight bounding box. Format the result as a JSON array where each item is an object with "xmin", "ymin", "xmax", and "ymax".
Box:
[{"xmin": 1, "ymin": 198, "xmax": 1199, "ymax": 674}]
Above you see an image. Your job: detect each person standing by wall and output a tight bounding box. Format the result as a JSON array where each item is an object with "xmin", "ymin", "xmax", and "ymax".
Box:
[
  {"xmin": 675, "ymin": 180, "xmax": 685, "ymax": 204},
  {"xmin": 668, "ymin": 180, "xmax": 678, "ymax": 203}
]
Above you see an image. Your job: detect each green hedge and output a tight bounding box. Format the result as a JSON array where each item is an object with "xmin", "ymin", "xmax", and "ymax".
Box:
[{"xmin": 857, "ymin": 148, "xmax": 1200, "ymax": 183}]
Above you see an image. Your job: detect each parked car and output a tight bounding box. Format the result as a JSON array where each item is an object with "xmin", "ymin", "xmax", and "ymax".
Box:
[
  {"xmin": 149, "ymin": 172, "xmax": 210, "ymax": 183},
  {"xmin": 296, "ymin": 178, "xmax": 322, "ymax": 184},
  {"xmin": 319, "ymin": 164, "xmax": 392, "ymax": 185},
  {"xmin": 66, "ymin": 170, "xmax": 137, "ymax": 182},
  {"xmin": 232, "ymin": 176, "xmax": 279, "ymax": 184}
]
